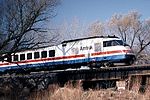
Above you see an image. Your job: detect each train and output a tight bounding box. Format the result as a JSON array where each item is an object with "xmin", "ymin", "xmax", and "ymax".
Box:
[{"xmin": 0, "ymin": 35, "xmax": 136, "ymax": 73}]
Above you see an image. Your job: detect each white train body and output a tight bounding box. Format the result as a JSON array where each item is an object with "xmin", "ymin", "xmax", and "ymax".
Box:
[{"xmin": 0, "ymin": 36, "xmax": 135, "ymax": 72}]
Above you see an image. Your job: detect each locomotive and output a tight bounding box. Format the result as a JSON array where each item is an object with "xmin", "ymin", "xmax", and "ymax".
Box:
[{"xmin": 0, "ymin": 35, "xmax": 136, "ymax": 73}]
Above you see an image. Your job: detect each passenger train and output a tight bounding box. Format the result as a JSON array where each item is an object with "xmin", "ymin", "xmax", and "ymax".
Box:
[{"xmin": 0, "ymin": 35, "xmax": 136, "ymax": 73}]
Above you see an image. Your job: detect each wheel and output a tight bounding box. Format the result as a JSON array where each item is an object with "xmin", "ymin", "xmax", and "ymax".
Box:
[
  {"xmin": 103, "ymin": 62, "xmax": 110, "ymax": 67},
  {"xmin": 102, "ymin": 62, "xmax": 114, "ymax": 68},
  {"xmin": 126, "ymin": 57, "xmax": 135, "ymax": 65},
  {"xmin": 126, "ymin": 60, "xmax": 134, "ymax": 65}
]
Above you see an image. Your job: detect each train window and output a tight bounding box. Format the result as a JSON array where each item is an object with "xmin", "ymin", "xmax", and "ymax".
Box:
[
  {"xmin": 62, "ymin": 43, "xmax": 67, "ymax": 47},
  {"xmin": 34, "ymin": 52, "xmax": 40, "ymax": 59},
  {"xmin": 27, "ymin": 53, "xmax": 32, "ymax": 60},
  {"xmin": 103, "ymin": 40, "xmax": 124, "ymax": 47},
  {"xmin": 49, "ymin": 50, "xmax": 55, "ymax": 57},
  {"xmin": 103, "ymin": 41, "xmax": 111, "ymax": 47},
  {"xmin": 112, "ymin": 40, "xmax": 123, "ymax": 46},
  {"xmin": 41, "ymin": 51, "xmax": 47, "ymax": 58},
  {"xmin": 94, "ymin": 43, "xmax": 101, "ymax": 52},
  {"xmin": 20, "ymin": 54, "xmax": 25, "ymax": 61},
  {"xmin": 14, "ymin": 55, "xmax": 18, "ymax": 61}
]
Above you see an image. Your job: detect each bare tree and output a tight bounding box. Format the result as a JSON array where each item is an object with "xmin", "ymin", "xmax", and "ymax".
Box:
[
  {"xmin": 58, "ymin": 19, "xmax": 105, "ymax": 42},
  {"xmin": 108, "ymin": 11, "xmax": 150, "ymax": 63},
  {"xmin": 87, "ymin": 20, "xmax": 105, "ymax": 36},
  {"xmin": 58, "ymin": 18, "xmax": 86, "ymax": 41},
  {"xmin": 0, "ymin": 0, "xmax": 60, "ymax": 60}
]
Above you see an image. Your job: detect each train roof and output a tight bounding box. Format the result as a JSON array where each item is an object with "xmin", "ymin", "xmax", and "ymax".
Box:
[{"xmin": 61, "ymin": 35, "xmax": 118, "ymax": 44}]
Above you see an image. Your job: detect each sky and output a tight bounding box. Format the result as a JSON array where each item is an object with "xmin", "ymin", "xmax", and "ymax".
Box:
[{"xmin": 53, "ymin": 0, "xmax": 150, "ymax": 24}]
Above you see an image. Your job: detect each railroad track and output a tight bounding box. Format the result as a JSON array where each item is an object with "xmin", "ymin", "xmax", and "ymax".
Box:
[
  {"xmin": 1, "ymin": 64, "xmax": 150, "ymax": 78},
  {"xmin": 0, "ymin": 64, "xmax": 150, "ymax": 91}
]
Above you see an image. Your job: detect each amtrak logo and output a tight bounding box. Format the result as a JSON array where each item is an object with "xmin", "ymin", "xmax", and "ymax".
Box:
[{"xmin": 80, "ymin": 46, "xmax": 92, "ymax": 51}]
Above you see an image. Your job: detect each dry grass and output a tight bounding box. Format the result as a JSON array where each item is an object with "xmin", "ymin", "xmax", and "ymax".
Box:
[
  {"xmin": 50, "ymin": 89, "xmax": 147, "ymax": 100},
  {"xmin": 29, "ymin": 84, "xmax": 59, "ymax": 100},
  {"xmin": 28, "ymin": 82, "xmax": 150, "ymax": 100}
]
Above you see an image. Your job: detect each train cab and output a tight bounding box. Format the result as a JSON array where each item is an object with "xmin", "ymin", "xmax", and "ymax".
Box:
[{"xmin": 102, "ymin": 38, "xmax": 136, "ymax": 66}]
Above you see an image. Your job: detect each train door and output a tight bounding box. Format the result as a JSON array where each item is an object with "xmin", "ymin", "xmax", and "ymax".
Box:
[
  {"xmin": 79, "ymin": 40, "xmax": 90, "ymax": 66},
  {"xmin": 94, "ymin": 42, "xmax": 101, "ymax": 62},
  {"xmin": 94, "ymin": 42, "xmax": 101, "ymax": 53},
  {"xmin": 88, "ymin": 39, "xmax": 102, "ymax": 68},
  {"xmin": 83, "ymin": 39, "xmax": 94, "ymax": 67}
]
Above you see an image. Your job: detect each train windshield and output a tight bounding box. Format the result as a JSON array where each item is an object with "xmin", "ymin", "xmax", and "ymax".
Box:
[{"xmin": 103, "ymin": 40, "xmax": 128, "ymax": 47}]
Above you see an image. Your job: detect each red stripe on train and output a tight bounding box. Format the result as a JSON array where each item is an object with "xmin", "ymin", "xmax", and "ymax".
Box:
[
  {"xmin": 91, "ymin": 50, "xmax": 130, "ymax": 56},
  {"xmin": 0, "ymin": 50, "xmax": 130, "ymax": 66},
  {"xmin": 0, "ymin": 54, "xmax": 85, "ymax": 66}
]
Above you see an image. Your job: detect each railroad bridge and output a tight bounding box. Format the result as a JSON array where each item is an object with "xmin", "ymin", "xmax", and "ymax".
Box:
[{"xmin": 1, "ymin": 64, "xmax": 150, "ymax": 94}]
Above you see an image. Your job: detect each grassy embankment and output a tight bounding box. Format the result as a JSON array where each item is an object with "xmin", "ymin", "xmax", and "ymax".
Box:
[{"xmin": 29, "ymin": 82, "xmax": 150, "ymax": 100}]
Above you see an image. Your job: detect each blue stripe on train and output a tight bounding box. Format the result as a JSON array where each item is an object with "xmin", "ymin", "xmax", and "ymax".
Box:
[{"xmin": 0, "ymin": 54, "xmax": 128, "ymax": 72}]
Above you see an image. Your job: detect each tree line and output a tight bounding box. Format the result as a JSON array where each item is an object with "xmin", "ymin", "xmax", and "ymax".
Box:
[
  {"xmin": 58, "ymin": 12, "xmax": 150, "ymax": 64},
  {"xmin": 0, "ymin": 0, "xmax": 60, "ymax": 61}
]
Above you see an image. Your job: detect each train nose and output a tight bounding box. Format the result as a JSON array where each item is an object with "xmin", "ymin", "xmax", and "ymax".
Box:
[
  {"xmin": 125, "ymin": 54, "xmax": 136, "ymax": 65},
  {"xmin": 122, "ymin": 50, "xmax": 133, "ymax": 54}
]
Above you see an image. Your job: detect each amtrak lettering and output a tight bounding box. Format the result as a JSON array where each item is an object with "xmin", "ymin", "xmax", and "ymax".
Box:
[{"xmin": 80, "ymin": 46, "xmax": 92, "ymax": 51}]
